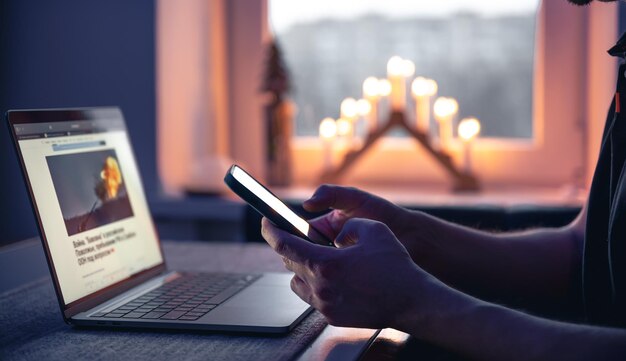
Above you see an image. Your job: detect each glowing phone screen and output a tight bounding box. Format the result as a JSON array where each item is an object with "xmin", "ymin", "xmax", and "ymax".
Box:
[{"xmin": 231, "ymin": 166, "xmax": 310, "ymax": 236}]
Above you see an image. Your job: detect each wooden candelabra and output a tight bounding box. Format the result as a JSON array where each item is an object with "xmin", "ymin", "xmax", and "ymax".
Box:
[{"xmin": 319, "ymin": 110, "xmax": 480, "ymax": 192}]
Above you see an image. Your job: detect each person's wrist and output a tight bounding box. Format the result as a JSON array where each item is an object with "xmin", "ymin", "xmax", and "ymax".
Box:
[
  {"xmin": 390, "ymin": 266, "xmax": 441, "ymax": 336},
  {"xmin": 386, "ymin": 204, "xmax": 414, "ymax": 238},
  {"xmin": 393, "ymin": 209, "xmax": 434, "ymax": 263}
]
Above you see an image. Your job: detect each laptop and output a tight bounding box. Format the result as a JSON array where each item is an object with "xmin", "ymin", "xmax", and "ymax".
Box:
[{"xmin": 6, "ymin": 107, "xmax": 312, "ymax": 333}]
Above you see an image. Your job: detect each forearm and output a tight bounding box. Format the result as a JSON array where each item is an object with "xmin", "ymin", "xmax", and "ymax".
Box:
[
  {"xmin": 400, "ymin": 210, "xmax": 583, "ymax": 306},
  {"xmin": 399, "ymin": 276, "xmax": 626, "ymax": 361}
]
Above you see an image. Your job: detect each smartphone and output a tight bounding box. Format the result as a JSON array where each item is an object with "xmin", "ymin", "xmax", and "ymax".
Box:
[{"xmin": 224, "ymin": 164, "xmax": 334, "ymax": 247}]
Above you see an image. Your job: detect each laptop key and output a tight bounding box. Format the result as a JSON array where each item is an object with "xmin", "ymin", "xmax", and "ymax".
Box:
[
  {"xmin": 141, "ymin": 311, "xmax": 167, "ymax": 319},
  {"xmin": 104, "ymin": 312, "xmax": 125, "ymax": 318},
  {"xmin": 185, "ymin": 312, "xmax": 205, "ymax": 317},
  {"xmin": 123, "ymin": 312, "xmax": 147, "ymax": 318},
  {"xmin": 154, "ymin": 307, "xmax": 174, "ymax": 312},
  {"xmin": 160, "ymin": 310, "xmax": 186, "ymax": 320},
  {"xmin": 135, "ymin": 307, "xmax": 155, "ymax": 313},
  {"xmin": 91, "ymin": 312, "xmax": 108, "ymax": 317},
  {"xmin": 178, "ymin": 315, "xmax": 201, "ymax": 321},
  {"xmin": 206, "ymin": 285, "xmax": 244, "ymax": 305}
]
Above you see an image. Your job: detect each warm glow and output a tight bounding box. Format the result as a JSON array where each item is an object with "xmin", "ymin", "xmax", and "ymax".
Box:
[
  {"xmin": 319, "ymin": 117, "xmax": 337, "ymax": 139},
  {"xmin": 387, "ymin": 56, "xmax": 405, "ymax": 76},
  {"xmin": 458, "ymin": 117, "xmax": 481, "ymax": 141},
  {"xmin": 411, "ymin": 77, "xmax": 438, "ymax": 97},
  {"xmin": 356, "ymin": 99, "xmax": 372, "ymax": 116},
  {"xmin": 341, "ymin": 97, "xmax": 358, "ymax": 118},
  {"xmin": 100, "ymin": 156, "xmax": 123, "ymax": 199},
  {"xmin": 402, "ymin": 59, "xmax": 415, "ymax": 77},
  {"xmin": 377, "ymin": 79, "xmax": 392, "ymax": 96},
  {"xmin": 336, "ymin": 117, "xmax": 352, "ymax": 136},
  {"xmin": 433, "ymin": 97, "xmax": 459, "ymax": 119},
  {"xmin": 363, "ymin": 77, "xmax": 379, "ymax": 98},
  {"xmin": 387, "ymin": 56, "xmax": 415, "ymax": 77}
]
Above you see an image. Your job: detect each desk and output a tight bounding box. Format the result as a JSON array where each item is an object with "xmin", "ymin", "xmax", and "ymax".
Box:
[{"xmin": 0, "ymin": 239, "xmax": 382, "ymax": 361}]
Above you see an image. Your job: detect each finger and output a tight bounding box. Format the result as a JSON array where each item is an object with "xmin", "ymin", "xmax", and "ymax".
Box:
[
  {"xmin": 307, "ymin": 215, "xmax": 336, "ymax": 240},
  {"xmin": 307, "ymin": 209, "xmax": 354, "ymax": 240},
  {"xmin": 333, "ymin": 222, "xmax": 359, "ymax": 248},
  {"xmin": 261, "ymin": 217, "xmax": 328, "ymax": 264},
  {"xmin": 282, "ymin": 256, "xmax": 310, "ymax": 278},
  {"xmin": 303, "ymin": 185, "xmax": 368, "ymax": 213},
  {"xmin": 334, "ymin": 218, "xmax": 391, "ymax": 248},
  {"xmin": 290, "ymin": 275, "xmax": 313, "ymax": 305}
]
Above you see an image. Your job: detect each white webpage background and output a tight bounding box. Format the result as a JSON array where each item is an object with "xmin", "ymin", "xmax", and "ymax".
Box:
[{"xmin": 18, "ymin": 130, "xmax": 163, "ymax": 304}]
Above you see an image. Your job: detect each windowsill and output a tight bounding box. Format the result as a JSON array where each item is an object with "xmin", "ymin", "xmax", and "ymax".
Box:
[
  {"xmin": 151, "ymin": 183, "xmax": 585, "ymax": 217},
  {"xmin": 149, "ymin": 185, "xmax": 583, "ymax": 241},
  {"xmin": 272, "ymin": 184, "xmax": 586, "ymax": 209}
]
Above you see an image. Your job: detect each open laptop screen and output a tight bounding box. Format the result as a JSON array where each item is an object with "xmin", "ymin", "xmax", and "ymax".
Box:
[{"xmin": 10, "ymin": 108, "xmax": 163, "ymax": 305}]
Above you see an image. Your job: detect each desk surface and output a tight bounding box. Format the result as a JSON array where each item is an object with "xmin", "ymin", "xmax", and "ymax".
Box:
[{"xmin": 0, "ymin": 240, "xmax": 380, "ymax": 361}]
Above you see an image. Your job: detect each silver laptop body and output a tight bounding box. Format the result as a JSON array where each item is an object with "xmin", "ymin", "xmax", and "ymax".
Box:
[{"xmin": 6, "ymin": 107, "xmax": 311, "ymax": 333}]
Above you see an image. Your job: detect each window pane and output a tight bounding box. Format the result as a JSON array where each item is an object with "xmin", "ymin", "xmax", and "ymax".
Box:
[{"xmin": 269, "ymin": 0, "xmax": 540, "ymax": 138}]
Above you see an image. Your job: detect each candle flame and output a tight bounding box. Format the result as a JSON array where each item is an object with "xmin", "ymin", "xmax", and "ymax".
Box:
[
  {"xmin": 340, "ymin": 98, "xmax": 358, "ymax": 118},
  {"xmin": 433, "ymin": 97, "xmax": 459, "ymax": 119},
  {"xmin": 336, "ymin": 118, "xmax": 352, "ymax": 137},
  {"xmin": 319, "ymin": 117, "xmax": 337, "ymax": 139},
  {"xmin": 363, "ymin": 77, "xmax": 379, "ymax": 97},
  {"xmin": 387, "ymin": 56, "xmax": 405, "ymax": 77},
  {"xmin": 402, "ymin": 59, "xmax": 415, "ymax": 77},
  {"xmin": 356, "ymin": 99, "xmax": 372, "ymax": 116},
  {"xmin": 458, "ymin": 117, "xmax": 481, "ymax": 141},
  {"xmin": 377, "ymin": 79, "xmax": 392, "ymax": 97},
  {"xmin": 411, "ymin": 77, "xmax": 438, "ymax": 97}
]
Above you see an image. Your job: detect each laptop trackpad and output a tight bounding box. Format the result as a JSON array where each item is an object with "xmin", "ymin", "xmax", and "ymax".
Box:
[{"xmin": 201, "ymin": 273, "xmax": 311, "ymax": 328}]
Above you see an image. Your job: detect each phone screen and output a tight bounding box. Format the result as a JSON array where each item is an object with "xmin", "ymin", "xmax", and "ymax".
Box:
[{"xmin": 231, "ymin": 166, "xmax": 311, "ymax": 236}]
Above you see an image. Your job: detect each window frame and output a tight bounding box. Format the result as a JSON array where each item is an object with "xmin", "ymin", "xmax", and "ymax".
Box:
[{"xmin": 157, "ymin": 0, "xmax": 618, "ymax": 191}]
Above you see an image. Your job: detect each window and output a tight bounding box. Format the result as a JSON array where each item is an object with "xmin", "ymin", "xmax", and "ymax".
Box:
[
  {"xmin": 157, "ymin": 1, "xmax": 618, "ymax": 189},
  {"xmin": 270, "ymin": 0, "xmax": 540, "ymax": 138}
]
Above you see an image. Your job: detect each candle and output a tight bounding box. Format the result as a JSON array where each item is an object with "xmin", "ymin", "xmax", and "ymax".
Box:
[
  {"xmin": 319, "ymin": 117, "xmax": 337, "ymax": 172},
  {"xmin": 377, "ymin": 78, "xmax": 392, "ymax": 97},
  {"xmin": 362, "ymin": 77, "xmax": 380, "ymax": 131},
  {"xmin": 340, "ymin": 97, "xmax": 358, "ymax": 119},
  {"xmin": 340, "ymin": 98, "xmax": 358, "ymax": 140},
  {"xmin": 387, "ymin": 56, "xmax": 414, "ymax": 111},
  {"xmin": 356, "ymin": 99, "xmax": 372, "ymax": 116},
  {"xmin": 433, "ymin": 97, "xmax": 458, "ymax": 152},
  {"xmin": 356, "ymin": 99, "xmax": 372, "ymax": 137},
  {"xmin": 336, "ymin": 117, "xmax": 353, "ymax": 138},
  {"xmin": 458, "ymin": 117, "xmax": 481, "ymax": 174},
  {"xmin": 402, "ymin": 59, "xmax": 415, "ymax": 78},
  {"xmin": 411, "ymin": 77, "xmax": 438, "ymax": 132}
]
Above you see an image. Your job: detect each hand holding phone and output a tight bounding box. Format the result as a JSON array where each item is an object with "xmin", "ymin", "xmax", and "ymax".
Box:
[{"xmin": 224, "ymin": 165, "xmax": 334, "ymax": 247}]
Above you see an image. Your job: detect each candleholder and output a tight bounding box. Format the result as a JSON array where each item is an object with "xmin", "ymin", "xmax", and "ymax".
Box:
[{"xmin": 318, "ymin": 110, "xmax": 480, "ymax": 192}]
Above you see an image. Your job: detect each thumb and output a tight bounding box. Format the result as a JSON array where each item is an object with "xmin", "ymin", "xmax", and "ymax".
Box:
[{"xmin": 334, "ymin": 218, "xmax": 387, "ymax": 248}]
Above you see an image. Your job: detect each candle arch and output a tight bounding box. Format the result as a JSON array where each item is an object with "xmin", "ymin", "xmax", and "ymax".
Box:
[{"xmin": 317, "ymin": 56, "xmax": 481, "ymax": 192}]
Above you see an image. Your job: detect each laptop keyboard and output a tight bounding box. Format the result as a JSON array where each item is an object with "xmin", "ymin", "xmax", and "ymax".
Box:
[{"xmin": 90, "ymin": 273, "xmax": 260, "ymax": 321}]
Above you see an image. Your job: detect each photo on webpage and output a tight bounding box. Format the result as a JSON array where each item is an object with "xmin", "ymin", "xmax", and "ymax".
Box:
[{"xmin": 46, "ymin": 149, "xmax": 134, "ymax": 236}]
